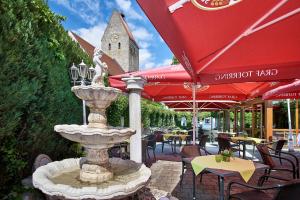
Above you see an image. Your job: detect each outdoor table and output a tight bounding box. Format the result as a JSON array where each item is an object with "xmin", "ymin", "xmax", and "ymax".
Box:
[
  {"xmin": 163, "ymin": 133, "xmax": 190, "ymax": 153},
  {"xmin": 191, "ymin": 155, "xmax": 268, "ymax": 200},
  {"xmin": 231, "ymin": 136, "xmax": 266, "ymax": 159}
]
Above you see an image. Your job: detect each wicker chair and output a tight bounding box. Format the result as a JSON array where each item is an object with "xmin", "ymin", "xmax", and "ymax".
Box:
[
  {"xmin": 228, "ymin": 175, "xmax": 300, "ymax": 200},
  {"xmin": 256, "ymin": 144, "xmax": 299, "ymax": 180},
  {"xmin": 154, "ymin": 131, "xmax": 173, "ymax": 152},
  {"xmin": 180, "ymin": 144, "xmax": 212, "ymax": 186}
]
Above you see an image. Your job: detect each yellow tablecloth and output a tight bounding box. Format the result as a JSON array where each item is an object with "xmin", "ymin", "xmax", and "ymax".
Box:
[
  {"xmin": 164, "ymin": 133, "xmax": 189, "ymax": 141},
  {"xmin": 231, "ymin": 136, "xmax": 265, "ymax": 144},
  {"xmin": 191, "ymin": 155, "xmax": 255, "ymax": 182}
]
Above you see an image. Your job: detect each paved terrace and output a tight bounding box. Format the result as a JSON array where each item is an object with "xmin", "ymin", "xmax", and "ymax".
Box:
[{"xmin": 145, "ymin": 142, "xmax": 300, "ymax": 200}]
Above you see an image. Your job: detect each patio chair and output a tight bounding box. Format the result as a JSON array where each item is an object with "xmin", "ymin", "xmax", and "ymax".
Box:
[
  {"xmin": 154, "ymin": 131, "xmax": 173, "ymax": 153},
  {"xmin": 217, "ymin": 136, "xmax": 241, "ymax": 157},
  {"xmin": 145, "ymin": 134, "xmax": 156, "ymax": 161},
  {"xmin": 269, "ymin": 139, "xmax": 287, "ymax": 165},
  {"xmin": 179, "ymin": 144, "xmax": 212, "ymax": 186},
  {"xmin": 256, "ymin": 144, "xmax": 299, "ymax": 180},
  {"xmin": 185, "ymin": 130, "xmax": 193, "ymax": 144},
  {"xmin": 227, "ymin": 175, "xmax": 300, "ymax": 200},
  {"xmin": 198, "ymin": 134, "xmax": 209, "ymax": 150}
]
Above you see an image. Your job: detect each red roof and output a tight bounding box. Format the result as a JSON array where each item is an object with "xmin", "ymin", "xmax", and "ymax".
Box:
[{"xmin": 69, "ymin": 31, "xmax": 125, "ymax": 76}]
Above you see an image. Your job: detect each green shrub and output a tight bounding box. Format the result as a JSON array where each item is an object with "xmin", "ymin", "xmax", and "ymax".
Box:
[{"xmin": 0, "ymin": 0, "xmax": 90, "ymax": 194}]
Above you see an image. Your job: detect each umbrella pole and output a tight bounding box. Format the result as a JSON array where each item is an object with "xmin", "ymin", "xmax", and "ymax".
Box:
[
  {"xmin": 193, "ymin": 84, "xmax": 196, "ymax": 145},
  {"xmin": 287, "ymin": 99, "xmax": 294, "ymax": 152}
]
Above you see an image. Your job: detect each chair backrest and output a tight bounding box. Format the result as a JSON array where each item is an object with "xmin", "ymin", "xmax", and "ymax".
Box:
[
  {"xmin": 272, "ymin": 139, "xmax": 286, "ymax": 153},
  {"xmin": 187, "ymin": 130, "xmax": 193, "ymax": 137},
  {"xmin": 146, "ymin": 134, "xmax": 156, "ymax": 148},
  {"xmin": 275, "ymin": 179, "xmax": 300, "ymax": 200},
  {"xmin": 154, "ymin": 131, "xmax": 165, "ymax": 142},
  {"xmin": 256, "ymin": 144, "xmax": 276, "ymax": 168},
  {"xmin": 199, "ymin": 135, "xmax": 208, "ymax": 148},
  {"xmin": 180, "ymin": 144, "xmax": 201, "ymax": 158},
  {"xmin": 217, "ymin": 136, "xmax": 231, "ymax": 152}
]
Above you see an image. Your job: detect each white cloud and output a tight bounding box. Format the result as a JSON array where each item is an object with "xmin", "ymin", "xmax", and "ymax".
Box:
[
  {"xmin": 132, "ymin": 27, "xmax": 153, "ymax": 41},
  {"xmin": 161, "ymin": 59, "xmax": 172, "ymax": 66},
  {"xmin": 74, "ymin": 23, "xmax": 106, "ymax": 47},
  {"xmin": 115, "ymin": 0, "xmax": 143, "ymax": 21},
  {"xmin": 139, "ymin": 49, "xmax": 153, "ymax": 69},
  {"xmin": 53, "ymin": 0, "xmax": 101, "ymax": 25}
]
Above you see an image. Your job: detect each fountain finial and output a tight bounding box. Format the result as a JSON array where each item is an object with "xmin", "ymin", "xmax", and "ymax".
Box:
[{"xmin": 92, "ymin": 47, "xmax": 108, "ymax": 86}]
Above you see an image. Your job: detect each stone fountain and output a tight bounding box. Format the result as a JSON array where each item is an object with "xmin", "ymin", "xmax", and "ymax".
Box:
[{"xmin": 32, "ymin": 48, "xmax": 151, "ymax": 199}]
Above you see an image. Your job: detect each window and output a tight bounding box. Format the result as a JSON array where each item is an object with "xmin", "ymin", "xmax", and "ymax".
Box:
[
  {"xmin": 118, "ymin": 42, "xmax": 121, "ymax": 49},
  {"xmin": 108, "ymin": 43, "xmax": 111, "ymax": 50}
]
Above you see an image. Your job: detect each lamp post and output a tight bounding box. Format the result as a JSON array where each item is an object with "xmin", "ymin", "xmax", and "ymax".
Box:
[{"xmin": 70, "ymin": 61, "xmax": 95, "ymax": 125}]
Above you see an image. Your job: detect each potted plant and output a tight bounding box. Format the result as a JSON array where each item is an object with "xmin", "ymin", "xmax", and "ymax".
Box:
[{"xmin": 221, "ymin": 149, "xmax": 233, "ymax": 162}]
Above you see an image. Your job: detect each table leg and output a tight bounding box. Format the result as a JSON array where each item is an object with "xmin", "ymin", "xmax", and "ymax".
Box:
[
  {"xmin": 174, "ymin": 139, "xmax": 177, "ymax": 153},
  {"xmin": 243, "ymin": 142, "xmax": 246, "ymax": 159},
  {"xmin": 218, "ymin": 176, "xmax": 225, "ymax": 200},
  {"xmin": 193, "ymin": 170, "xmax": 196, "ymax": 200}
]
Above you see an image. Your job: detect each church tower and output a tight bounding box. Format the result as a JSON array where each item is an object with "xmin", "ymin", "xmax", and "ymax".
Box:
[{"xmin": 101, "ymin": 11, "xmax": 139, "ymax": 72}]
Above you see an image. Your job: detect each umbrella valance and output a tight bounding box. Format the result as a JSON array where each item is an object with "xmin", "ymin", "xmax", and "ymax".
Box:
[{"xmin": 137, "ymin": 0, "xmax": 300, "ymax": 84}]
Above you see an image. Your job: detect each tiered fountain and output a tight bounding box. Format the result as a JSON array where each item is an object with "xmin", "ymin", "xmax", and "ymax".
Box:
[{"xmin": 32, "ymin": 48, "xmax": 151, "ymax": 199}]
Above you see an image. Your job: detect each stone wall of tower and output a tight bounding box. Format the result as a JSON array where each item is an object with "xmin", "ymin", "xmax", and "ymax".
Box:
[{"xmin": 101, "ymin": 11, "xmax": 139, "ymax": 73}]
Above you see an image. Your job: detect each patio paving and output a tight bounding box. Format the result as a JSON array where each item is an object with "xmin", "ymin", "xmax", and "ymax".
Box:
[{"xmin": 145, "ymin": 142, "xmax": 299, "ymax": 200}]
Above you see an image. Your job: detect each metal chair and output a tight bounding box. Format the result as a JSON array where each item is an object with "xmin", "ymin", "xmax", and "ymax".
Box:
[
  {"xmin": 180, "ymin": 144, "xmax": 212, "ymax": 186},
  {"xmin": 198, "ymin": 134, "xmax": 209, "ymax": 150},
  {"xmin": 145, "ymin": 134, "xmax": 156, "ymax": 161},
  {"xmin": 228, "ymin": 175, "xmax": 300, "ymax": 200},
  {"xmin": 256, "ymin": 144, "xmax": 299, "ymax": 180},
  {"xmin": 154, "ymin": 131, "xmax": 173, "ymax": 152}
]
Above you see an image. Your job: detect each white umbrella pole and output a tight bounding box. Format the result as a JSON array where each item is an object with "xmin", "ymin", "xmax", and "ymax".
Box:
[
  {"xmin": 192, "ymin": 84, "xmax": 196, "ymax": 145},
  {"xmin": 287, "ymin": 99, "xmax": 294, "ymax": 152}
]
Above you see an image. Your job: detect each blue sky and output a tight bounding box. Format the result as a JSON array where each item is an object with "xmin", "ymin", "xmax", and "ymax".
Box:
[{"xmin": 48, "ymin": 0, "xmax": 173, "ymax": 70}]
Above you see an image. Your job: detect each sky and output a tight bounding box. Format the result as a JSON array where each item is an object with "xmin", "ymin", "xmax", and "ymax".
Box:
[{"xmin": 48, "ymin": 0, "xmax": 173, "ymax": 70}]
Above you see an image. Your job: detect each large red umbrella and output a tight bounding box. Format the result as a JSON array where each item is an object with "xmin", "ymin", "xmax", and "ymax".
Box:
[
  {"xmin": 263, "ymin": 79, "xmax": 300, "ymax": 100},
  {"xmin": 137, "ymin": 0, "xmax": 300, "ymax": 84}
]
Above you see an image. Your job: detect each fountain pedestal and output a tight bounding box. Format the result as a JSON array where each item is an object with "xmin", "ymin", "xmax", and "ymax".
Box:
[{"xmin": 80, "ymin": 147, "xmax": 113, "ymax": 183}]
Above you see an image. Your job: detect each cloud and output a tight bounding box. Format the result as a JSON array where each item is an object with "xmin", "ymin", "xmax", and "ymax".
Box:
[
  {"xmin": 53, "ymin": 0, "xmax": 101, "ymax": 25},
  {"xmin": 74, "ymin": 23, "xmax": 107, "ymax": 47},
  {"xmin": 115, "ymin": 0, "xmax": 143, "ymax": 21},
  {"xmin": 160, "ymin": 59, "xmax": 172, "ymax": 66}
]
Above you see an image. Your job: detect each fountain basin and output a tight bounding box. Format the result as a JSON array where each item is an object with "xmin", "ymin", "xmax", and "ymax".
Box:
[
  {"xmin": 71, "ymin": 86, "xmax": 121, "ymax": 109},
  {"xmin": 32, "ymin": 158, "xmax": 151, "ymax": 200},
  {"xmin": 54, "ymin": 125, "xmax": 135, "ymax": 149}
]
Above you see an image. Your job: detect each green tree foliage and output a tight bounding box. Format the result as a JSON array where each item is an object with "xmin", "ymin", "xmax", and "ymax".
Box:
[
  {"xmin": 171, "ymin": 56, "xmax": 180, "ymax": 65},
  {"xmin": 0, "ymin": 0, "xmax": 91, "ymax": 194}
]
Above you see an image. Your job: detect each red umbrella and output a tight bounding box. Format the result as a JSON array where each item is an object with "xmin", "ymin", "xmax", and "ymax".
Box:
[
  {"xmin": 110, "ymin": 65, "xmax": 192, "ymax": 83},
  {"xmin": 137, "ymin": 0, "xmax": 300, "ymax": 84},
  {"xmin": 263, "ymin": 79, "xmax": 300, "ymax": 100},
  {"xmin": 165, "ymin": 101, "xmax": 238, "ymax": 111}
]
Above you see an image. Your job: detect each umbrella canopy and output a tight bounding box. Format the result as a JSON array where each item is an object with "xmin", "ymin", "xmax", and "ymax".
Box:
[
  {"xmin": 165, "ymin": 101, "xmax": 238, "ymax": 111},
  {"xmin": 263, "ymin": 79, "xmax": 300, "ymax": 100},
  {"xmin": 136, "ymin": 0, "xmax": 300, "ymax": 84},
  {"xmin": 109, "ymin": 65, "xmax": 268, "ymax": 101}
]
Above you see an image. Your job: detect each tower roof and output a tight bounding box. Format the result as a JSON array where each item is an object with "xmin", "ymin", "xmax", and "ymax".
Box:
[
  {"xmin": 118, "ymin": 13, "xmax": 139, "ymax": 48},
  {"xmin": 69, "ymin": 31, "xmax": 125, "ymax": 76}
]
